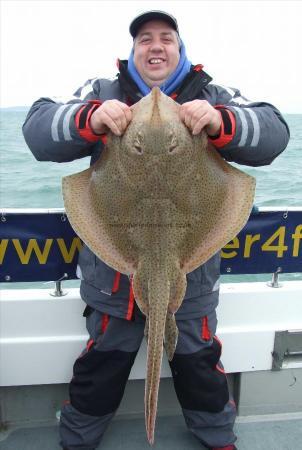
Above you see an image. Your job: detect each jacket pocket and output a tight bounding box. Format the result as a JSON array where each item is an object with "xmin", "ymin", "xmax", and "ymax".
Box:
[
  {"xmin": 186, "ymin": 251, "xmax": 221, "ymax": 296},
  {"xmin": 85, "ymin": 308, "xmax": 110, "ymax": 342},
  {"xmin": 78, "ymin": 244, "xmax": 96, "ymax": 283},
  {"xmin": 78, "ymin": 244, "xmax": 115, "ymax": 293}
]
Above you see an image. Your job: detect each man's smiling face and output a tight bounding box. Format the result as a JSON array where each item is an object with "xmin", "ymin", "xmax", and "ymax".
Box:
[{"xmin": 133, "ymin": 20, "xmax": 180, "ymax": 88}]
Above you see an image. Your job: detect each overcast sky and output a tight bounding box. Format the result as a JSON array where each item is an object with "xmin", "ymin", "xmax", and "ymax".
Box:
[{"xmin": 1, "ymin": 0, "xmax": 301, "ymax": 113}]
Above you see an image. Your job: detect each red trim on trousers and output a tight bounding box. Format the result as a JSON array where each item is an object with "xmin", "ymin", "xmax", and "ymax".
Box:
[
  {"xmin": 213, "ymin": 335, "xmax": 226, "ymax": 374},
  {"xmin": 216, "ymin": 363, "xmax": 226, "ymax": 374},
  {"xmin": 214, "ymin": 334, "xmax": 223, "ymax": 348},
  {"xmin": 101, "ymin": 314, "xmax": 110, "ymax": 333},
  {"xmin": 126, "ymin": 275, "xmax": 135, "ymax": 320},
  {"xmin": 111, "ymin": 271, "xmax": 135, "ymax": 321},
  {"xmin": 112, "ymin": 271, "xmax": 121, "ymax": 293},
  {"xmin": 86, "ymin": 338, "xmax": 94, "ymax": 351},
  {"xmin": 201, "ymin": 315, "xmax": 211, "ymax": 341}
]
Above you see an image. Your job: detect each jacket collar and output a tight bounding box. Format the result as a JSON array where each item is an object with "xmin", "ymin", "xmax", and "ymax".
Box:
[{"xmin": 116, "ymin": 59, "xmax": 212, "ymax": 105}]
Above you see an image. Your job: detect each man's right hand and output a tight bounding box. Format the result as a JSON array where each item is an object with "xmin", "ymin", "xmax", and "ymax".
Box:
[{"xmin": 90, "ymin": 100, "xmax": 132, "ymax": 136}]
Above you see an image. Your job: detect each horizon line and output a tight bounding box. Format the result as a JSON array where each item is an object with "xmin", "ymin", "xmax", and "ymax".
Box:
[{"xmin": 1, "ymin": 105, "xmax": 301, "ymax": 115}]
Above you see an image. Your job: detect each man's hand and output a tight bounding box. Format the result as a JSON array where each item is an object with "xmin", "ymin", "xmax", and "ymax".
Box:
[
  {"xmin": 179, "ymin": 100, "xmax": 222, "ymax": 137},
  {"xmin": 90, "ymin": 100, "xmax": 132, "ymax": 136}
]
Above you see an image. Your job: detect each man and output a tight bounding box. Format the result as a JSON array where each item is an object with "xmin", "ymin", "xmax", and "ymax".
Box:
[{"xmin": 23, "ymin": 10, "xmax": 289, "ymax": 450}]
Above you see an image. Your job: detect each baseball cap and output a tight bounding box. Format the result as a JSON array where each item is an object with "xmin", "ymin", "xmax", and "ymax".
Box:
[{"xmin": 129, "ymin": 10, "xmax": 179, "ymax": 38}]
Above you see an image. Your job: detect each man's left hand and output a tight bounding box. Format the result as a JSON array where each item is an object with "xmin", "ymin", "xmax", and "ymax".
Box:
[{"xmin": 179, "ymin": 100, "xmax": 222, "ymax": 137}]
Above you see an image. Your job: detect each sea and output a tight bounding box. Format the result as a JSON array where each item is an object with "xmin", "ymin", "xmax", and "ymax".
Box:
[{"xmin": 0, "ymin": 109, "xmax": 301, "ymax": 289}]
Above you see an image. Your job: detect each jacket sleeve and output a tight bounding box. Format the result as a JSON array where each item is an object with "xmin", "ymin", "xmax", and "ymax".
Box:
[
  {"xmin": 208, "ymin": 85, "xmax": 290, "ymax": 167},
  {"xmin": 22, "ymin": 78, "xmax": 102, "ymax": 163}
]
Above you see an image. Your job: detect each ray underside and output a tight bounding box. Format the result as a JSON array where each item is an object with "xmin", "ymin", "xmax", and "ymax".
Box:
[{"xmin": 62, "ymin": 87, "xmax": 255, "ymax": 445}]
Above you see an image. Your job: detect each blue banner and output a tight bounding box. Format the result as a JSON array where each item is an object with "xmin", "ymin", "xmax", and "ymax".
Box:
[
  {"xmin": 0, "ymin": 209, "xmax": 301, "ymax": 282},
  {"xmin": 220, "ymin": 209, "xmax": 301, "ymax": 274}
]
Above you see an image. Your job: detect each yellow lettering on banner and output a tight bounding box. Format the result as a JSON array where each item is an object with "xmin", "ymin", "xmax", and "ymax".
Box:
[
  {"xmin": 57, "ymin": 238, "xmax": 83, "ymax": 263},
  {"xmin": 12, "ymin": 239, "xmax": 53, "ymax": 264},
  {"xmin": 244, "ymin": 234, "xmax": 261, "ymax": 258},
  {"xmin": 0, "ymin": 239, "xmax": 9, "ymax": 264},
  {"xmin": 261, "ymin": 226, "xmax": 288, "ymax": 258},
  {"xmin": 221, "ymin": 237, "xmax": 239, "ymax": 259},
  {"xmin": 292, "ymin": 224, "xmax": 302, "ymax": 257}
]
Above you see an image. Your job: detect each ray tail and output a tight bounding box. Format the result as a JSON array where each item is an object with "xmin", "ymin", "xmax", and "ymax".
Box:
[
  {"xmin": 145, "ymin": 273, "xmax": 170, "ymax": 445},
  {"xmin": 164, "ymin": 312, "xmax": 178, "ymax": 361}
]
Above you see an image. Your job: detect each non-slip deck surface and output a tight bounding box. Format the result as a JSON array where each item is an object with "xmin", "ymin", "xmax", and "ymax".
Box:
[{"xmin": 0, "ymin": 414, "xmax": 301, "ymax": 450}]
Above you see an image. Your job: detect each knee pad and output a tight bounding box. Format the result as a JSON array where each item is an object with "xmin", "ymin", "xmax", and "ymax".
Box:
[{"xmin": 170, "ymin": 338, "xmax": 229, "ymax": 413}]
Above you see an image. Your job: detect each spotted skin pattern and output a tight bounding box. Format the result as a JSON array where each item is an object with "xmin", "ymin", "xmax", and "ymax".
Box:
[{"xmin": 62, "ymin": 88, "xmax": 255, "ymax": 445}]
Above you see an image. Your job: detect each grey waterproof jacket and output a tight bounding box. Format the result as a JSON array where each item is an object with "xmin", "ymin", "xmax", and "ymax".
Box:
[{"xmin": 22, "ymin": 62, "xmax": 290, "ymax": 320}]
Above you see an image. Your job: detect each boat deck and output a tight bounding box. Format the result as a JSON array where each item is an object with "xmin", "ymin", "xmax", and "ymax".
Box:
[{"xmin": 1, "ymin": 413, "xmax": 301, "ymax": 450}]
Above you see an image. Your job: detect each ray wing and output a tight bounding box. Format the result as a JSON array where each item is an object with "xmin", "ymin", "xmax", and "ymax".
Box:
[{"xmin": 62, "ymin": 166, "xmax": 136, "ymax": 274}]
